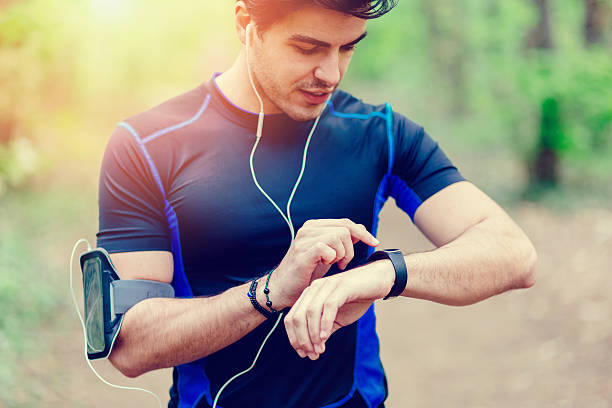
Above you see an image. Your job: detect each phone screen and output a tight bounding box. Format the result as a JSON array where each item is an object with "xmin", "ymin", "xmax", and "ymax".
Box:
[{"xmin": 83, "ymin": 258, "xmax": 105, "ymax": 354}]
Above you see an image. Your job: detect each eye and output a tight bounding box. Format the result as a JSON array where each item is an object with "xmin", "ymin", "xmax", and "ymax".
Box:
[
  {"xmin": 294, "ymin": 46, "xmax": 318, "ymax": 55},
  {"xmin": 340, "ymin": 45, "xmax": 356, "ymax": 53}
]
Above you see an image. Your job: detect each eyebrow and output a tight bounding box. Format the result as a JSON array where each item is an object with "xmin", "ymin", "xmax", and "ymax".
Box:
[{"xmin": 289, "ymin": 31, "xmax": 368, "ymax": 48}]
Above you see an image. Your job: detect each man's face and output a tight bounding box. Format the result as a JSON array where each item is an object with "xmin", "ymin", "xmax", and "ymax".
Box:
[{"xmin": 247, "ymin": 4, "xmax": 367, "ymax": 121}]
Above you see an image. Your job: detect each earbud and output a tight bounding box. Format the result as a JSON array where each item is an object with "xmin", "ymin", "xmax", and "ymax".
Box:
[
  {"xmin": 245, "ymin": 23, "xmax": 253, "ymax": 54},
  {"xmin": 244, "ymin": 22, "xmax": 265, "ymax": 138}
]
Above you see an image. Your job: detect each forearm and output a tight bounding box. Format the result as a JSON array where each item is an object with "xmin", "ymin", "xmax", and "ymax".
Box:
[
  {"xmin": 106, "ymin": 219, "xmax": 381, "ymax": 376},
  {"xmin": 109, "ymin": 280, "xmax": 268, "ymax": 378},
  {"xmin": 283, "ymin": 187, "xmax": 538, "ymax": 358},
  {"xmin": 400, "ymin": 216, "xmax": 537, "ymax": 306},
  {"xmin": 282, "ymin": 215, "xmax": 537, "ymax": 360}
]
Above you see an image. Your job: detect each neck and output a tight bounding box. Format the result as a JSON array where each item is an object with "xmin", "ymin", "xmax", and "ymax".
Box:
[{"xmin": 215, "ymin": 50, "xmax": 281, "ymax": 114}]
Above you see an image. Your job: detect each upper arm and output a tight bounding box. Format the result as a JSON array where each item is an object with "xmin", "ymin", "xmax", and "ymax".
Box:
[
  {"xmin": 109, "ymin": 251, "xmax": 174, "ymax": 283},
  {"xmin": 388, "ymin": 113, "xmax": 465, "ymax": 221},
  {"xmin": 97, "ymin": 124, "xmax": 174, "ymax": 282},
  {"xmin": 413, "ymin": 181, "xmax": 519, "ymax": 247},
  {"xmin": 388, "ymin": 114, "xmax": 519, "ymax": 247}
]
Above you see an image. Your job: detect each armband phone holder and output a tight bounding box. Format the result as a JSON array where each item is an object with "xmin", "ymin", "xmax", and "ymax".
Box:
[{"xmin": 79, "ymin": 248, "xmax": 175, "ymax": 360}]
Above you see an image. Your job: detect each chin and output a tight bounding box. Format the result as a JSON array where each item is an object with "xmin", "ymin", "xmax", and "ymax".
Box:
[{"xmin": 284, "ymin": 104, "xmax": 326, "ymax": 122}]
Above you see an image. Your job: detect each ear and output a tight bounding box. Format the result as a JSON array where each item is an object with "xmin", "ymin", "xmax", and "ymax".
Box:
[{"xmin": 234, "ymin": 1, "xmax": 252, "ymax": 46}]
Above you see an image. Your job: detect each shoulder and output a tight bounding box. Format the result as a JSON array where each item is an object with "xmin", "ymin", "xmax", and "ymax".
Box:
[
  {"xmin": 101, "ymin": 84, "xmax": 209, "ymax": 177},
  {"xmin": 328, "ymin": 88, "xmax": 387, "ymax": 118},
  {"xmin": 118, "ymin": 84, "xmax": 210, "ymax": 142},
  {"xmin": 328, "ymin": 89, "xmax": 426, "ymax": 151},
  {"xmin": 328, "ymin": 89, "xmax": 421, "ymax": 133}
]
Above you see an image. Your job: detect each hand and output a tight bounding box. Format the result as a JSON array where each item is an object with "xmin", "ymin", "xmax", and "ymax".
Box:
[
  {"xmin": 268, "ymin": 219, "xmax": 379, "ymax": 310},
  {"xmin": 284, "ymin": 259, "xmax": 395, "ymax": 360},
  {"xmin": 287, "ymin": 298, "xmax": 372, "ymax": 359}
]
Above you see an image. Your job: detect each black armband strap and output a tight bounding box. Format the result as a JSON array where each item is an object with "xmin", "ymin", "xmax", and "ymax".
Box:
[
  {"xmin": 247, "ymin": 278, "xmax": 274, "ymax": 319},
  {"xmin": 367, "ymin": 249, "xmax": 407, "ymax": 300},
  {"xmin": 110, "ymin": 279, "xmax": 175, "ymax": 315}
]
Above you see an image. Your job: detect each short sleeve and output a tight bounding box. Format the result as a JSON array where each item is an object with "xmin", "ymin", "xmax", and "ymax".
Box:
[
  {"xmin": 388, "ymin": 112, "xmax": 465, "ymax": 219},
  {"xmin": 96, "ymin": 125, "xmax": 171, "ymax": 253}
]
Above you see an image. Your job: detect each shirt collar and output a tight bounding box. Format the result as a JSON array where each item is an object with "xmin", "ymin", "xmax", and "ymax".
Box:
[{"xmin": 205, "ymin": 72, "xmax": 319, "ymax": 135}]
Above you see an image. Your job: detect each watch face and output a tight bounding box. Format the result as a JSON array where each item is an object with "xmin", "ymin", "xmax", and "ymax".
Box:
[{"xmin": 83, "ymin": 257, "xmax": 106, "ymax": 354}]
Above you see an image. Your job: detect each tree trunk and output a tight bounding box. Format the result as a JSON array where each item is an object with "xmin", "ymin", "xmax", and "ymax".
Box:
[
  {"xmin": 526, "ymin": 0, "xmax": 561, "ymax": 188},
  {"xmin": 526, "ymin": 0, "xmax": 553, "ymax": 49},
  {"xmin": 584, "ymin": 0, "xmax": 607, "ymax": 45}
]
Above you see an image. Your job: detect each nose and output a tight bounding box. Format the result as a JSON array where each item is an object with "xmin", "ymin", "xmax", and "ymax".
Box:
[{"xmin": 313, "ymin": 51, "xmax": 340, "ymax": 88}]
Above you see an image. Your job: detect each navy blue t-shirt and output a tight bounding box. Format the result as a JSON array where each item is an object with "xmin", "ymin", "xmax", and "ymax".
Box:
[{"xmin": 97, "ymin": 73, "xmax": 465, "ymax": 408}]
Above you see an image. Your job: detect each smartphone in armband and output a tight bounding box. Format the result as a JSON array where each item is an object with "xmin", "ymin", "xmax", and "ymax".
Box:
[{"xmin": 80, "ymin": 248, "xmax": 175, "ymax": 360}]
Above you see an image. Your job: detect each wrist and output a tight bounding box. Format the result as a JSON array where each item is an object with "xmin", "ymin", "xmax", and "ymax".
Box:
[
  {"xmin": 247, "ymin": 278, "xmax": 273, "ymax": 319},
  {"xmin": 258, "ymin": 269, "xmax": 290, "ymax": 311},
  {"xmin": 255, "ymin": 276, "xmax": 269, "ymax": 311},
  {"xmin": 367, "ymin": 249, "xmax": 407, "ymax": 300},
  {"xmin": 366, "ymin": 259, "xmax": 396, "ymax": 300},
  {"xmin": 341, "ymin": 259, "xmax": 395, "ymax": 302}
]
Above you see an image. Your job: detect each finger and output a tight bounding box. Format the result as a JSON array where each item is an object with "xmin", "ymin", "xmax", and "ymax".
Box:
[
  {"xmin": 307, "ymin": 241, "xmax": 337, "ymax": 266},
  {"xmin": 304, "ymin": 229, "xmax": 349, "ymax": 268},
  {"xmin": 305, "ymin": 280, "xmax": 337, "ymax": 354},
  {"xmin": 284, "ymin": 299, "xmax": 306, "ymax": 358},
  {"xmin": 287, "ymin": 288, "xmax": 317, "ymax": 359},
  {"xmin": 320, "ymin": 293, "xmax": 345, "ymax": 343},
  {"xmin": 307, "ymin": 219, "xmax": 379, "ymax": 247},
  {"xmin": 334, "ymin": 227, "xmax": 354, "ymax": 270},
  {"xmin": 311, "ymin": 261, "xmax": 332, "ymax": 281},
  {"xmin": 305, "ymin": 319, "xmax": 320, "ymax": 360},
  {"xmin": 345, "ymin": 221, "xmax": 379, "ymax": 247},
  {"xmin": 321, "ymin": 232, "xmax": 345, "ymax": 265}
]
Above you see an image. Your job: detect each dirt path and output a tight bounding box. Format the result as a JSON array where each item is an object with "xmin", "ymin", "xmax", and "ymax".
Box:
[{"xmin": 15, "ymin": 202, "xmax": 612, "ymax": 407}]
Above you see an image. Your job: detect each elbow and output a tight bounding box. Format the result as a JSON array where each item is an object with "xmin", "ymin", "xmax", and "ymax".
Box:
[
  {"xmin": 108, "ymin": 342, "xmax": 145, "ymax": 379},
  {"xmin": 518, "ymin": 240, "xmax": 538, "ymax": 289}
]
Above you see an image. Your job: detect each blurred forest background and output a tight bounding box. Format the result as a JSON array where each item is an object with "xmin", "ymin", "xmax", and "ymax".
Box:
[{"xmin": 0, "ymin": 0, "xmax": 610, "ymax": 407}]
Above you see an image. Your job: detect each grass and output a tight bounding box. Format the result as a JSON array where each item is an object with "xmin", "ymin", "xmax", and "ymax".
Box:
[{"xmin": 0, "ymin": 172, "xmax": 96, "ymax": 406}]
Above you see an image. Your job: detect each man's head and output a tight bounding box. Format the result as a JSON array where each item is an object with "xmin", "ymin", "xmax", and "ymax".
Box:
[{"xmin": 234, "ymin": 0, "xmax": 397, "ymax": 121}]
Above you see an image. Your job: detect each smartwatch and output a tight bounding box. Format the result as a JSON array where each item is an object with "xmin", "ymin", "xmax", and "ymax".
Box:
[{"xmin": 367, "ymin": 249, "xmax": 407, "ymax": 300}]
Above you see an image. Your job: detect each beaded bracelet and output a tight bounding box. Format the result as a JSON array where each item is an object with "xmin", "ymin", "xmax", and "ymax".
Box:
[
  {"xmin": 262, "ymin": 269, "xmax": 278, "ymax": 313},
  {"xmin": 247, "ymin": 278, "xmax": 274, "ymax": 319}
]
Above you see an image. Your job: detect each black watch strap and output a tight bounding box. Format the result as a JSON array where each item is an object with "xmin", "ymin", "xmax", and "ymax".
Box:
[{"xmin": 367, "ymin": 249, "xmax": 407, "ymax": 300}]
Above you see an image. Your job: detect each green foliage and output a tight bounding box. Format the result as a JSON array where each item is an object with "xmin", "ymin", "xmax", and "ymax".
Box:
[
  {"xmin": 0, "ymin": 138, "xmax": 39, "ymax": 194},
  {"xmin": 0, "ymin": 183, "xmax": 94, "ymax": 405},
  {"xmin": 1, "ymin": 0, "xmax": 609, "ymax": 195},
  {"xmin": 0, "ymin": 197, "xmax": 60, "ymax": 404},
  {"xmin": 539, "ymin": 97, "xmax": 565, "ymax": 151},
  {"xmin": 346, "ymin": 0, "xmax": 612, "ymax": 194},
  {"xmin": 0, "ymin": 0, "xmax": 236, "ymax": 192},
  {"xmin": 0, "ymin": 1, "xmax": 65, "ymax": 193}
]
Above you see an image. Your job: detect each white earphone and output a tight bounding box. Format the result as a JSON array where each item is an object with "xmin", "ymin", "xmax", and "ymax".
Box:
[
  {"xmin": 212, "ymin": 20, "xmax": 329, "ymax": 408},
  {"xmin": 245, "ymin": 22, "xmax": 265, "ymax": 139},
  {"xmin": 70, "ymin": 19, "xmax": 331, "ymax": 408}
]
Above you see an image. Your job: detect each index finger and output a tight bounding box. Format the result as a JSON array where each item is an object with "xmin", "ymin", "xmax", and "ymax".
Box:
[
  {"xmin": 308, "ymin": 219, "xmax": 379, "ymax": 247},
  {"xmin": 341, "ymin": 219, "xmax": 379, "ymax": 247}
]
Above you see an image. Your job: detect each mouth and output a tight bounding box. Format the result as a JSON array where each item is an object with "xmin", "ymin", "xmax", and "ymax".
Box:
[{"xmin": 300, "ymin": 89, "xmax": 332, "ymax": 105}]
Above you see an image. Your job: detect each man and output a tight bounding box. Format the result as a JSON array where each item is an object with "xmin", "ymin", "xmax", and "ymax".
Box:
[{"xmin": 97, "ymin": 1, "xmax": 537, "ymax": 407}]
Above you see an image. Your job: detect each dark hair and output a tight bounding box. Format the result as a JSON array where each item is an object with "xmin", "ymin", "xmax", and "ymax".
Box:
[{"xmin": 243, "ymin": 0, "xmax": 398, "ymax": 33}]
